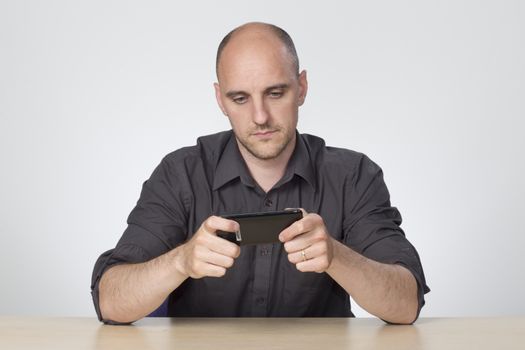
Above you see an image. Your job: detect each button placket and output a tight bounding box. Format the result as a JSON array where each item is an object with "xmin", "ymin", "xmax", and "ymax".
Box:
[
  {"xmin": 251, "ymin": 192, "xmax": 278, "ymax": 316},
  {"xmin": 260, "ymin": 247, "xmax": 271, "ymax": 256}
]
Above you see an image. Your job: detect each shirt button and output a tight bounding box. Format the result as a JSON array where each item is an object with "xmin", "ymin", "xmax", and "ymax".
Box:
[
  {"xmin": 264, "ymin": 198, "xmax": 273, "ymax": 207},
  {"xmin": 261, "ymin": 248, "xmax": 270, "ymax": 256},
  {"xmin": 256, "ymin": 297, "xmax": 265, "ymax": 305}
]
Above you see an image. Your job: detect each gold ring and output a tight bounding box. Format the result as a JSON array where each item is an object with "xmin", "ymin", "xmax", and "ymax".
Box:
[{"xmin": 301, "ymin": 250, "xmax": 307, "ymax": 262}]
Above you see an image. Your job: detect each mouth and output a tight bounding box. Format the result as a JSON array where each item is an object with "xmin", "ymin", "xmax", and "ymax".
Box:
[
  {"xmin": 252, "ymin": 130, "xmax": 277, "ymax": 140},
  {"xmin": 253, "ymin": 130, "xmax": 277, "ymax": 137}
]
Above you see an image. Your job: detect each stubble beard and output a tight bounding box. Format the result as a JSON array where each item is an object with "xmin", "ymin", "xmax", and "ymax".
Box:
[{"xmin": 237, "ymin": 128, "xmax": 294, "ymax": 161}]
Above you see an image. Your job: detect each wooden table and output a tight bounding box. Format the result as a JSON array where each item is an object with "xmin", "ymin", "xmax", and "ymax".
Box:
[{"xmin": 1, "ymin": 317, "xmax": 523, "ymax": 349}]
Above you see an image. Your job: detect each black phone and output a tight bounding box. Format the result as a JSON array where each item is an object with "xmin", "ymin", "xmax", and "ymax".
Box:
[{"xmin": 216, "ymin": 209, "xmax": 303, "ymax": 245}]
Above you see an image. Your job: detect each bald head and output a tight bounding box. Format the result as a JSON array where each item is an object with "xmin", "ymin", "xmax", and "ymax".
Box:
[{"xmin": 215, "ymin": 22, "xmax": 299, "ymax": 80}]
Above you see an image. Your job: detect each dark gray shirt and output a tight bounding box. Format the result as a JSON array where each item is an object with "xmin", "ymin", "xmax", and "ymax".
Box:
[{"xmin": 91, "ymin": 130, "xmax": 429, "ymax": 322}]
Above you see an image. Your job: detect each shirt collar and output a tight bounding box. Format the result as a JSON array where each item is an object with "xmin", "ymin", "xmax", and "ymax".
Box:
[
  {"xmin": 276, "ymin": 131, "xmax": 316, "ymax": 190},
  {"xmin": 212, "ymin": 130, "xmax": 316, "ymax": 191},
  {"xmin": 213, "ymin": 131, "xmax": 255, "ymax": 190}
]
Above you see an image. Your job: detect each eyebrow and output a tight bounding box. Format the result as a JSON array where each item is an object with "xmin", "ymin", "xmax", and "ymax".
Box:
[{"xmin": 225, "ymin": 83, "xmax": 290, "ymax": 99}]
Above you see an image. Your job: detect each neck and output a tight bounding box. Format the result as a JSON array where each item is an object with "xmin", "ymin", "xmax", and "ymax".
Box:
[{"xmin": 237, "ymin": 135, "xmax": 296, "ymax": 193}]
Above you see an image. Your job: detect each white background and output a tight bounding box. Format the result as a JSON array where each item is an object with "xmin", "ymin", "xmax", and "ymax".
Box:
[{"xmin": 1, "ymin": 0, "xmax": 523, "ymax": 318}]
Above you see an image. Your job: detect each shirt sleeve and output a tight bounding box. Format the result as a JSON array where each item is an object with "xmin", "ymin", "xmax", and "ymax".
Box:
[
  {"xmin": 91, "ymin": 157, "xmax": 189, "ymax": 324},
  {"xmin": 342, "ymin": 154, "xmax": 430, "ymax": 322}
]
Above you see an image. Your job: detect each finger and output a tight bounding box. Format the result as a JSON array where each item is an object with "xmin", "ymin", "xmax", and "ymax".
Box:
[
  {"xmin": 295, "ymin": 257, "xmax": 324, "ymax": 273},
  {"xmin": 203, "ymin": 216, "xmax": 240, "ymax": 236},
  {"xmin": 283, "ymin": 230, "xmax": 316, "ymax": 253},
  {"xmin": 280, "ymin": 212, "xmax": 324, "ymax": 243},
  {"xmin": 201, "ymin": 263, "xmax": 227, "ymax": 278},
  {"xmin": 287, "ymin": 241, "xmax": 326, "ymax": 264},
  {"xmin": 207, "ymin": 234, "xmax": 241, "ymax": 258},
  {"xmin": 294, "ymin": 250, "xmax": 331, "ymax": 273},
  {"xmin": 279, "ymin": 216, "xmax": 315, "ymax": 242},
  {"xmin": 188, "ymin": 259, "xmax": 227, "ymax": 278},
  {"xmin": 284, "ymin": 221, "xmax": 329, "ymax": 253},
  {"xmin": 201, "ymin": 216, "xmax": 241, "ymax": 257},
  {"xmin": 202, "ymin": 249, "xmax": 236, "ymax": 269},
  {"xmin": 280, "ymin": 208, "xmax": 309, "ymax": 243}
]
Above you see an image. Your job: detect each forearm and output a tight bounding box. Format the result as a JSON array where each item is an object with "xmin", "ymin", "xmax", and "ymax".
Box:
[
  {"xmin": 326, "ymin": 240, "xmax": 418, "ymax": 324},
  {"xmin": 98, "ymin": 247, "xmax": 188, "ymax": 323}
]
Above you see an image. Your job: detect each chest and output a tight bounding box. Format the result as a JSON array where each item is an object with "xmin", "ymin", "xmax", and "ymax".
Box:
[{"xmin": 185, "ymin": 177, "xmax": 344, "ymax": 241}]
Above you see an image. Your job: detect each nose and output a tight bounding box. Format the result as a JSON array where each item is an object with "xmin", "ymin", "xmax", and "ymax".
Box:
[{"xmin": 251, "ymin": 97, "xmax": 270, "ymax": 126}]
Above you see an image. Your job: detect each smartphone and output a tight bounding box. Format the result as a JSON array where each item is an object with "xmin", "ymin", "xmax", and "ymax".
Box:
[{"xmin": 216, "ymin": 209, "xmax": 303, "ymax": 245}]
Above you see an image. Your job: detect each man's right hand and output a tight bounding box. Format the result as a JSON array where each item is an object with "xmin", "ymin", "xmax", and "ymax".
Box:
[{"xmin": 174, "ymin": 216, "xmax": 241, "ymax": 279}]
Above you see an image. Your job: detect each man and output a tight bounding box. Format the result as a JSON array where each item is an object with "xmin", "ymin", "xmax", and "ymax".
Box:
[{"xmin": 91, "ymin": 22, "xmax": 429, "ymax": 325}]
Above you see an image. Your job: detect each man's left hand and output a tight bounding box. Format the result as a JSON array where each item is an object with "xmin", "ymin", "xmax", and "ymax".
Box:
[{"xmin": 279, "ymin": 209, "xmax": 335, "ymax": 273}]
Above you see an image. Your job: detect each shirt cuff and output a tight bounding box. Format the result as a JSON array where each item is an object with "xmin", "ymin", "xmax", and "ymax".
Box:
[{"xmin": 91, "ymin": 244, "xmax": 150, "ymax": 324}]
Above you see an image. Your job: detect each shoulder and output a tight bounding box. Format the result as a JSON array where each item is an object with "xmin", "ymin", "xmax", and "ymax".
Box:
[
  {"xmin": 160, "ymin": 130, "xmax": 233, "ymax": 170},
  {"xmin": 300, "ymin": 133, "xmax": 379, "ymax": 176}
]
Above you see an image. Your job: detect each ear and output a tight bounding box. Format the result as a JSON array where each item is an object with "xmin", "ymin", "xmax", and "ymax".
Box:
[
  {"xmin": 214, "ymin": 82, "xmax": 228, "ymax": 116},
  {"xmin": 297, "ymin": 70, "xmax": 308, "ymax": 106}
]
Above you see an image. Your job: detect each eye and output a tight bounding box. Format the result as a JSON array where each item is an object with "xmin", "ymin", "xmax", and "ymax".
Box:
[
  {"xmin": 268, "ymin": 90, "xmax": 284, "ymax": 98},
  {"xmin": 232, "ymin": 95, "xmax": 247, "ymax": 104}
]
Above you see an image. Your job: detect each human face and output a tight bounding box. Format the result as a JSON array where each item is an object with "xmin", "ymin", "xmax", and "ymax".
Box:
[{"xmin": 214, "ymin": 35, "xmax": 307, "ymax": 161}]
